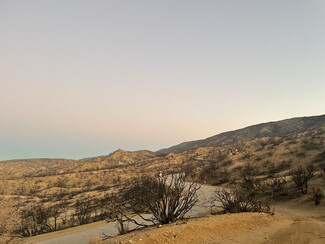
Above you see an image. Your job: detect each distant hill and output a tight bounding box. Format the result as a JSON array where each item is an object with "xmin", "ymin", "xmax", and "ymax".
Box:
[
  {"xmin": 0, "ymin": 150, "xmax": 158, "ymax": 180},
  {"xmin": 157, "ymin": 114, "xmax": 325, "ymax": 154},
  {"xmin": 2, "ymin": 114, "xmax": 325, "ymax": 179},
  {"xmin": 77, "ymin": 149, "xmax": 157, "ymax": 169},
  {"xmin": 0, "ymin": 158, "xmax": 78, "ymax": 179}
]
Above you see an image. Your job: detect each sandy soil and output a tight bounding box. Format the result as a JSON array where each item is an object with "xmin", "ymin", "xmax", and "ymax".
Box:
[
  {"xmin": 264, "ymin": 202, "xmax": 325, "ymax": 244},
  {"xmin": 104, "ymin": 202, "xmax": 325, "ymax": 244},
  {"xmin": 103, "ymin": 213, "xmax": 281, "ymax": 244}
]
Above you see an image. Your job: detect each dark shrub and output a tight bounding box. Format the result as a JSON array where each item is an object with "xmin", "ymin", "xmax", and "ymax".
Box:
[{"xmin": 289, "ymin": 164, "xmax": 314, "ymax": 194}]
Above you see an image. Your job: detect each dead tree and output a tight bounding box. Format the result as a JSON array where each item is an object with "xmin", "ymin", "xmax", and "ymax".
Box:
[
  {"xmin": 112, "ymin": 173, "xmax": 200, "ymax": 227},
  {"xmin": 289, "ymin": 164, "xmax": 314, "ymax": 194},
  {"xmin": 74, "ymin": 197, "xmax": 93, "ymax": 225},
  {"xmin": 50, "ymin": 201, "xmax": 67, "ymax": 231}
]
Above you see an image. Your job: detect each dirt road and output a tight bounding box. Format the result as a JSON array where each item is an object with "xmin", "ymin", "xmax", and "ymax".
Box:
[
  {"xmin": 264, "ymin": 203, "xmax": 325, "ymax": 244},
  {"xmin": 24, "ymin": 185, "xmax": 325, "ymax": 244},
  {"xmin": 24, "ymin": 183, "xmax": 216, "ymax": 244}
]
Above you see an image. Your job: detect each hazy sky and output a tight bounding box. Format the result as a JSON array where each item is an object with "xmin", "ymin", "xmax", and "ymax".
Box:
[{"xmin": 1, "ymin": 0, "xmax": 325, "ymax": 160}]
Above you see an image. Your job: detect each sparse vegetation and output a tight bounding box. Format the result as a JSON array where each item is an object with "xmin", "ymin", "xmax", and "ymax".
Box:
[
  {"xmin": 209, "ymin": 188, "xmax": 273, "ymax": 214},
  {"xmin": 116, "ymin": 218, "xmax": 130, "ymax": 235},
  {"xmin": 1, "ymin": 116, "xmax": 325, "ymax": 242},
  {"xmin": 240, "ymin": 163, "xmax": 260, "ymax": 193},
  {"xmin": 0, "ymin": 199, "xmax": 21, "ymax": 244},
  {"xmin": 121, "ymin": 174, "xmax": 200, "ymax": 226},
  {"xmin": 269, "ymin": 177, "xmax": 288, "ymax": 196},
  {"xmin": 314, "ymin": 150, "xmax": 325, "ymax": 163},
  {"xmin": 310, "ymin": 185, "xmax": 324, "ymax": 205},
  {"xmin": 289, "ymin": 164, "xmax": 314, "ymax": 194}
]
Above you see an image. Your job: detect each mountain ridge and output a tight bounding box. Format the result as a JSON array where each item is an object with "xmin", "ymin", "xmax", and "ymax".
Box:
[
  {"xmin": 157, "ymin": 114, "xmax": 325, "ymax": 154},
  {"xmin": 1, "ymin": 114, "xmax": 324, "ymax": 163}
]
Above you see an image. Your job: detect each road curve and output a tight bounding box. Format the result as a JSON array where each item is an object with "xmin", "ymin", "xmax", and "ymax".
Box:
[{"xmin": 25, "ymin": 183, "xmax": 217, "ymax": 244}]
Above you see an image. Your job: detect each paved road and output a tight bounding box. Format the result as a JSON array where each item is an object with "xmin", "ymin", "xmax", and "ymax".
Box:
[{"xmin": 25, "ymin": 183, "xmax": 217, "ymax": 244}]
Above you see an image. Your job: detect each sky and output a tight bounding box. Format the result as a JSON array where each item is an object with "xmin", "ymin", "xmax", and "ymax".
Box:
[{"xmin": 0, "ymin": 0, "xmax": 325, "ymax": 160}]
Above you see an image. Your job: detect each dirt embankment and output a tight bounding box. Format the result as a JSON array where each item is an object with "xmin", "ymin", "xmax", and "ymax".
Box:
[
  {"xmin": 104, "ymin": 213, "xmax": 282, "ymax": 244},
  {"xmin": 105, "ymin": 202, "xmax": 325, "ymax": 244}
]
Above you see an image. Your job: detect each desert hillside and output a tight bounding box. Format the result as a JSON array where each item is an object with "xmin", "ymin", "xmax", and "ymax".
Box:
[
  {"xmin": 0, "ymin": 114, "xmax": 325, "ymax": 243},
  {"xmin": 158, "ymin": 114, "xmax": 325, "ymax": 154}
]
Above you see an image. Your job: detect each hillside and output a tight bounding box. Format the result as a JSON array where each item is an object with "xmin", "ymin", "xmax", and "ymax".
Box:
[
  {"xmin": 1, "ymin": 114, "xmax": 325, "ymax": 243},
  {"xmin": 0, "ymin": 158, "xmax": 78, "ymax": 180},
  {"xmin": 157, "ymin": 114, "xmax": 325, "ymax": 154}
]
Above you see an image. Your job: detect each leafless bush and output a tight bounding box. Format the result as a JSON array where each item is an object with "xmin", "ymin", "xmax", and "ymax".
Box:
[
  {"xmin": 74, "ymin": 197, "xmax": 94, "ymax": 225},
  {"xmin": 209, "ymin": 189, "xmax": 250, "ymax": 214},
  {"xmin": 116, "ymin": 218, "xmax": 130, "ymax": 235},
  {"xmin": 240, "ymin": 163, "xmax": 260, "ymax": 193},
  {"xmin": 103, "ymin": 195, "xmax": 134, "ymax": 235},
  {"xmin": 289, "ymin": 164, "xmax": 314, "ymax": 194},
  {"xmin": 269, "ymin": 177, "xmax": 288, "ymax": 196},
  {"xmin": 310, "ymin": 185, "xmax": 324, "ymax": 205},
  {"xmin": 18, "ymin": 204, "xmax": 53, "ymax": 237},
  {"xmin": 133, "ymin": 174, "xmax": 200, "ymax": 224},
  {"xmin": 250, "ymin": 199, "xmax": 274, "ymax": 214},
  {"xmin": 209, "ymin": 188, "xmax": 273, "ymax": 214},
  {"xmin": 111, "ymin": 173, "xmax": 200, "ymax": 227},
  {"xmin": 50, "ymin": 201, "xmax": 67, "ymax": 231}
]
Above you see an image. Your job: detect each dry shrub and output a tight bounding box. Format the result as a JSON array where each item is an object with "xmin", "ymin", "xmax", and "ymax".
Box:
[
  {"xmin": 209, "ymin": 189, "xmax": 250, "ymax": 213},
  {"xmin": 209, "ymin": 188, "xmax": 274, "ymax": 215},
  {"xmin": 310, "ymin": 185, "xmax": 324, "ymax": 205},
  {"xmin": 123, "ymin": 173, "xmax": 201, "ymax": 225},
  {"xmin": 116, "ymin": 219, "xmax": 130, "ymax": 235},
  {"xmin": 240, "ymin": 163, "xmax": 260, "ymax": 192},
  {"xmin": 289, "ymin": 164, "xmax": 314, "ymax": 194},
  {"xmin": 269, "ymin": 177, "xmax": 288, "ymax": 196}
]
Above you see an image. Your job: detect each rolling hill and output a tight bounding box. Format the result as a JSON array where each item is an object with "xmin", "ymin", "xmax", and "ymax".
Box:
[{"xmin": 157, "ymin": 114, "xmax": 325, "ymax": 154}]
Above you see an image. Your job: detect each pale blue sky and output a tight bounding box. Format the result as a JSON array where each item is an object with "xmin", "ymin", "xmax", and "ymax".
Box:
[{"xmin": 1, "ymin": 0, "xmax": 325, "ymax": 160}]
